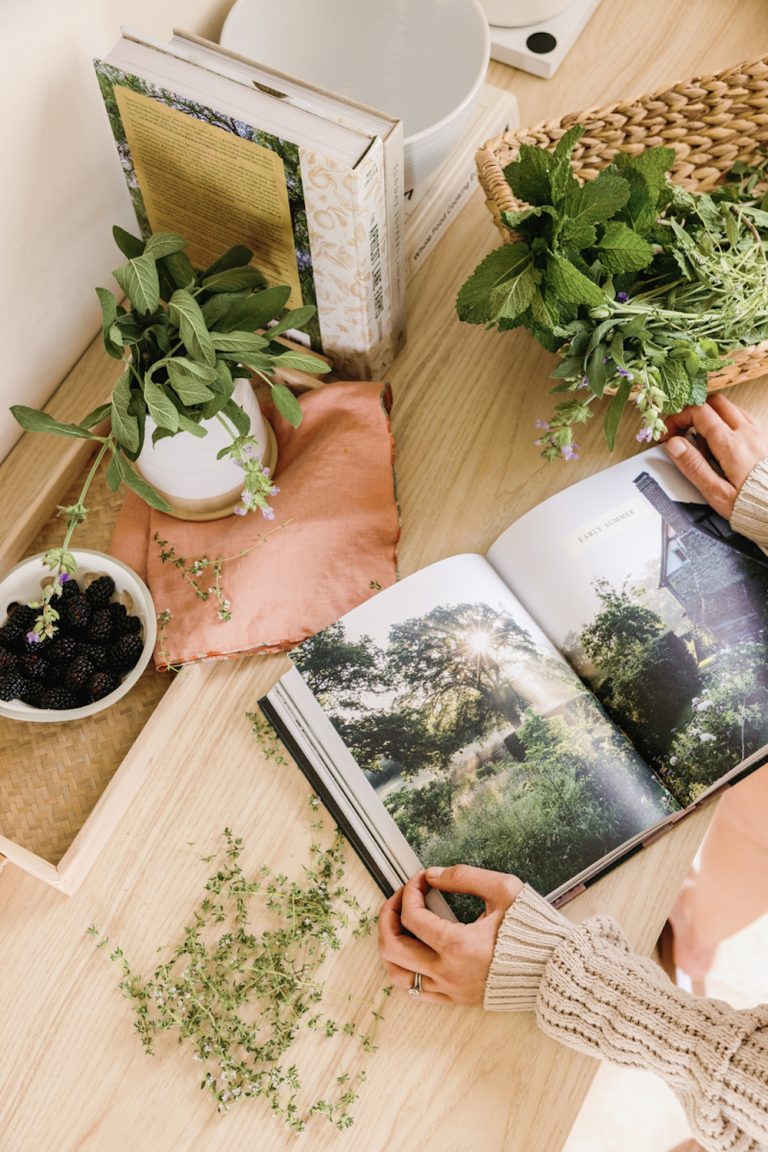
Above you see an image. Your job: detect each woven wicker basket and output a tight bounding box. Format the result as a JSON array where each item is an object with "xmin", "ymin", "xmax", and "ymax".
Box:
[{"xmin": 475, "ymin": 54, "xmax": 768, "ymax": 392}]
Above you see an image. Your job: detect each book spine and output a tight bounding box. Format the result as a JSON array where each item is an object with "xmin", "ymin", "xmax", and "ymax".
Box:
[
  {"xmin": 300, "ymin": 137, "xmax": 397, "ymax": 379},
  {"xmin": 381, "ymin": 121, "xmax": 407, "ymax": 355}
]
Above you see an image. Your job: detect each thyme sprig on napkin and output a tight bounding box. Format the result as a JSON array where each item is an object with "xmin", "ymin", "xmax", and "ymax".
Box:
[{"xmin": 457, "ymin": 127, "xmax": 768, "ymax": 459}]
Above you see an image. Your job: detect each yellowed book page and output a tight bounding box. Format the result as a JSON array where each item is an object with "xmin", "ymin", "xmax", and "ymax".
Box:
[{"xmin": 114, "ymin": 85, "xmax": 302, "ymax": 307}]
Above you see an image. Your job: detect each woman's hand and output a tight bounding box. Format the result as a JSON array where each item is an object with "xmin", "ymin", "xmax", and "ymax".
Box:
[
  {"xmin": 663, "ymin": 393, "xmax": 768, "ymax": 518},
  {"xmin": 377, "ymin": 864, "xmax": 523, "ymax": 1006}
]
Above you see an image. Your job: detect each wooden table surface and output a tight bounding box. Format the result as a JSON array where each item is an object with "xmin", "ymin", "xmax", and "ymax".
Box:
[{"xmin": 2, "ymin": 3, "xmax": 768, "ymax": 1149}]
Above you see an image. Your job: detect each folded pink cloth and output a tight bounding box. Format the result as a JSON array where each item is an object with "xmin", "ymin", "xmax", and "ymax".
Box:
[{"xmin": 110, "ymin": 381, "xmax": 399, "ymax": 669}]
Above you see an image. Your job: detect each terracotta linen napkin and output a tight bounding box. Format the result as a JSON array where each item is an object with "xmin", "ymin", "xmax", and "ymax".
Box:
[{"xmin": 109, "ymin": 381, "xmax": 399, "ymax": 669}]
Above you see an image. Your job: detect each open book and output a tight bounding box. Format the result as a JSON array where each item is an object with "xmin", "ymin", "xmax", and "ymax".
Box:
[{"xmin": 261, "ymin": 448, "xmax": 768, "ymax": 921}]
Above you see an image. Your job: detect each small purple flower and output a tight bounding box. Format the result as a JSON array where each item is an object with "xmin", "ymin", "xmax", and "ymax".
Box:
[
  {"xmin": 261, "ymin": 506, "xmax": 276, "ymax": 521},
  {"xmin": 58, "ymin": 572, "xmax": 71, "ymax": 584},
  {"xmin": 577, "ymin": 376, "xmax": 590, "ymax": 390},
  {"xmin": 270, "ymin": 485, "xmax": 280, "ymax": 496},
  {"xmin": 233, "ymin": 505, "xmax": 248, "ymax": 516},
  {"xmin": 561, "ymin": 443, "xmax": 580, "ymax": 461},
  {"xmin": 616, "ymin": 367, "xmax": 633, "ymax": 379},
  {"xmin": 636, "ymin": 426, "xmax": 654, "ymax": 443},
  {"xmin": 534, "ymin": 419, "xmax": 550, "ymax": 431},
  {"xmin": 243, "ymin": 443, "xmax": 260, "ymax": 459},
  {"xmin": 616, "ymin": 291, "xmax": 629, "ymax": 303},
  {"xmin": 25, "ymin": 630, "xmax": 41, "ymax": 645},
  {"xmin": 261, "ymin": 466, "xmax": 272, "ymax": 477}
]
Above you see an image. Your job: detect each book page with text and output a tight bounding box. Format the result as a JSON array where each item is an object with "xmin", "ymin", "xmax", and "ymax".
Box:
[{"xmin": 487, "ymin": 448, "xmax": 768, "ymax": 805}]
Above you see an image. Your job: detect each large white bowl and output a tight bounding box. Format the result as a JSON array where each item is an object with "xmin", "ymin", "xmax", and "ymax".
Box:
[
  {"xmin": 220, "ymin": 0, "xmax": 491, "ymax": 190},
  {"xmin": 0, "ymin": 550, "xmax": 156, "ymax": 723}
]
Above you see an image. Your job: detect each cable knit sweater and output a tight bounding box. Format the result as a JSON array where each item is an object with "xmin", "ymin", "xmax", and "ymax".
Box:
[{"xmin": 484, "ymin": 458, "xmax": 768, "ymax": 1152}]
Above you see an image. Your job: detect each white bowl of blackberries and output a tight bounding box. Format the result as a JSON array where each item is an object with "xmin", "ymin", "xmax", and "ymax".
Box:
[{"xmin": 0, "ymin": 549, "xmax": 156, "ymax": 723}]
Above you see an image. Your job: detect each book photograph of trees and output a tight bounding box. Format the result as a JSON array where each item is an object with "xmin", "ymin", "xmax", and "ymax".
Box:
[
  {"xmin": 292, "ymin": 559, "xmax": 676, "ymax": 917},
  {"xmin": 557, "ymin": 468, "xmax": 768, "ymax": 807}
]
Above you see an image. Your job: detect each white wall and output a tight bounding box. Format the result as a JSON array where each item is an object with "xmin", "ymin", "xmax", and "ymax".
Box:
[{"xmin": 0, "ymin": 0, "xmax": 233, "ymax": 464}]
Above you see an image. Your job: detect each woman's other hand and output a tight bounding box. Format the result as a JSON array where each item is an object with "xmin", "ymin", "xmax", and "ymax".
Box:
[
  {"xmin": 663, "ymin": 393, "xmax": 768, "ymax": 518},
  {"xmin": 378, "ymin": 864, "xmax": 523, "ymax": 1005}
]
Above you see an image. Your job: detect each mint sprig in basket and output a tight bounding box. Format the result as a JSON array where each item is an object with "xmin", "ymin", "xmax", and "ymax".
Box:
[{"xmin": 460, "ymin": 55, "xmax": 768, "ymax": 460}]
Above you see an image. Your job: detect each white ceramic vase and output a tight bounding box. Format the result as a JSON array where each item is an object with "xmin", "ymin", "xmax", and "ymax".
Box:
[{"xmin": 134, "ymin": 377, "xmax": 277, "ymax": 521}]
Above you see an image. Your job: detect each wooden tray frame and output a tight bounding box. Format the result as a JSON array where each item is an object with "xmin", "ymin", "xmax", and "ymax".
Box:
[{"xmin": 0, "ymin": 330, "xmax": 329, "ymax": 894}]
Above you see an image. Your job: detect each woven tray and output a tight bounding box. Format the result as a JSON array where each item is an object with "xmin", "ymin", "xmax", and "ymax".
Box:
[
  {"xmin": 475, "ymin": 53, "xmax": 768, "ymax": 392},
  {"xmin": 0, "ymin": 465, "xmax": 170, "ymax": 868}
]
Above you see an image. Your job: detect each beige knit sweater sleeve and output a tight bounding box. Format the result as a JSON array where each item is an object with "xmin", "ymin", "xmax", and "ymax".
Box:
[
  {"xmin": 485, "ymin": 886, "xmax": 768, "ymax": 1152},
  {"xmin": 731, "ymin": 456, "xmax": 768, "ymax": 546}
]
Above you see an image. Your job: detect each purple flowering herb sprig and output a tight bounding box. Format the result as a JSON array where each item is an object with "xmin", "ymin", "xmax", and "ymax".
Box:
[{"xmin": 225, "ymin": 435, "xmax": 281, "ymax": 520}]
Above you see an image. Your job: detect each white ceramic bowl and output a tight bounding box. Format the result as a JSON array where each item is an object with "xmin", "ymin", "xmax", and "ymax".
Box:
[
  {"xmin": 220, "ymin": 0, "xmax": 491, "ymax": 190},
  {"xmin": 0, "ymin": 550, "xmax": 156, "ymax": 723}
]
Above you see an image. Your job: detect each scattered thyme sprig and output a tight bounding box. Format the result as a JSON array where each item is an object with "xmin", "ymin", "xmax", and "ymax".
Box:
[
  {"xmin": 247, "ymin": 710, "xmax": 289, "ymax": 764},
  {"xmin": 88, "ymin": 808, "xmax": 388, "ymax": 1132},
  {"xmin": 457, "ymin": 132, "xmax": 768, "ymax": 458}
]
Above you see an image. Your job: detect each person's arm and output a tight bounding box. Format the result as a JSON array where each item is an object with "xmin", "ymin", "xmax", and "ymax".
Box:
[
  {"xmin": 378, "ymin": 866, "xmax": 768, "ymax": 1152},
  {"xmin": 663, "ymin": 393, "xmax": 768, "ymax": 545}
]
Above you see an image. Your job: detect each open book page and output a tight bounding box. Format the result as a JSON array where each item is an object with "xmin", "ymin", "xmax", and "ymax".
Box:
[
  {"xmin": 487, "ymin": 448, "xmax": 768, "ymax": 808},
  {"xmin": 269, "ymin": 553, "xmax": 680, "ymax": 919}
]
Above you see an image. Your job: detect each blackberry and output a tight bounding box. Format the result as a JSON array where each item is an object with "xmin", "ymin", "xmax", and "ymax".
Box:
[
  {"xmin": 108, "ymin": 634, "xmax": 144, "ymax": 672},
  {"xmin": 19, "ymin": 651, "xmax": 49, "ymax": 682},
  {"xmin": 40, "ymin": 686, "xmax": 79, "ymax": 710},
  {"xmin": 0, "ymin": 672, "xmax": 29, "ymax": 701},
  {"xmin": 0, "ymin": 648, "xmax": 17, "ymax": 676},
  {"xmin": 64, "ymin": 655, "xmax": 95, "ymax": 694},
  {"xmin": 20, "ymin": 681, "xmax": 45, "ymax": 708},
  {"xmin": 85, "ymin": 575, "xmax": 116, "ymax": 607},
  {"xmin": 58, "ymin": 576, "xmax": 81, "ymax": 600},
  {"xmin": 59, "ymin": 594, "xmax": 92, "ymax": 636},
  {"xmin": 77, "ymin": 641, "xmax": 109, "ymax": 670},
  {"xmin": 47, "ymin": 635, "xmax": 78, "ymax": 665},
  {"xmin": 107, "ymin": 602, "xmax": 128, "ymax": 630},
  {"xmin": 87, "ymin": 607, "xmax": 113, "ymax": 645},
  {"xmin": 18, "ymin": 632, "xmax": 50, "ymax": 656},
  {"xmin": 120, "ymin": 614, "xmax": 142, "ymax": 636},
  {"xmin": 2, "ymin": 603, "xmax": 35, "ymax": 641},
  {"xmin": 86, "ymin": 670, "xmax": 120, "ymax": 702}
]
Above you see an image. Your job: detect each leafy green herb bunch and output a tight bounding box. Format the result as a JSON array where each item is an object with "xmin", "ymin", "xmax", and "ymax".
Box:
[
  {"xmin": 11, "ymin": 227, "xmax": 325, "ymax": 638},
  {"xmin": 457, "ymin": 127, "xmax": 768, "ymax": 460}
]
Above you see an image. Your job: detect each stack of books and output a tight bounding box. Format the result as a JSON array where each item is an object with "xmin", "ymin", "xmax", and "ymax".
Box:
[
  {"xmin": 95, "ymin": 29, "xmax": 405, "ymax": 381},
  {"xmin": 95, "ymin": 32, "xmax": 518, "ymax": 377}
]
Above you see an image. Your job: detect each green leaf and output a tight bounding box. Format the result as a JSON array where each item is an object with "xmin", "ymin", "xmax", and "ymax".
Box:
[
  {"xmin": 167, "ymin": 361, "xmax": 216, "ymax": 405},
  {"xmin": 530, "ymin": 287, "xmax": 563, "ymax": 334},
  {"xmin": 689, "ymin": 375, "xmax": 709, "ymax": 406},
  {"xmin": 10, "ymin": 405, "xmax": 99, "ymax": 440},
  {"xmin": 266, "ymin": 305, "xmax": 317, "ymax": 339},
  {"xmin": 201, "ymin": 363, "xmax": 234, "ymax": 420},
  {"xmin": 164, "ymin": 357, "xmax": 218, "ymax": 384},
  {"xmin": 597, "ymin": 221, "xmax": 655, "ymax": 272},
  {"xmin": 175, "ymin": 412, "xmax": 207, "ymax": 437},
  {"xmin": 488, "ymin": 258, "xmax": 536, "ymax": 321},
  {"xmin": 229, "ymin": 351, "xmax": 279, "ymax": 373},
  {"xmin": 271, "ymin": 382, "xmax": 303, "ymax": 428},
  {"xmin": 111, "ymin": 369, "xmax": 140, "ymax": 452},
  {"xmin": 201, "ymin": 267, "xmax": 269, "ymax": 293},
  {"xmin": 106, "ymin": 453, "xmax": 123, "ymax": 492},
  {"xmin": 563, "ymin": 171, "xmax": 630, "ymax": 230},
  {"xmin": 113, "ymin": 253, "xmax": 161, "ymax": 315},
  {"xmin": 456, "ymin": 243, "xmax": 533, "ymax": 324},
  {"xmin": 223, "ymin": 398, "xmax": 251, "ymax": 436},
  {"xmin": 143, "ymin": 380, "xmax": 180, "ymax": 432},
  {"xmin": 559, "ymin": 218, "xmax": 597, "ymax": 250},
  {"xmin": 657, "ymin": 357, "xmax": 694, "ymax": 413},
  {"xmin": 112, "ymin": 453, "xmax": 172, "ymax": 511},
  {"xmin": 169, "ymin": 289, "xmax": 216, "ymax": 367},
  {"xmin": 159, "ymin": 250, "xmax": 195, "ymax": 290},
  {"xmin": 201, "ymin": 245, "xmax": 256, "ymax": 279},
  {"xmin": 586, "ymin": 345, "xmax": 607, "ymax": 396},
  {"xmin": 201, "ymin": 292, "xmax": 248, "ymax": 327},
  {"xmin": 544, "ymin": 253, "xmax": 605, "ymax": 308},
  {"xmin": 210, "ymin": 331, "xmax": 270, "ymax": 354},
  {"xmin": 95, "ymin": 287, "xmax": 124, "ymax": 359},
  {"xmin": 616, "ymin": 146, "xmax": 676, "ymax": 201},
  {"xmin": 550, "ymin": 356, "xmax": 583, "ymax": 380},
  {"xmin": 80, "ymin": 402, "xmax": 112, "ymax": 429},
  {"xmin": 213, "ymin": 286, "xmax": 292, "ymax": 333},
  {"xmin": 504, "ymin": 145, "xmax": 553, "ymax": 205},
  {"xmin": 603, "ymin": 378, "xmax": 633, "ymax": 451},
  {"xmin": 550, "ymin": 125, "xmax": 584, "ymax": 203},
  {"xmin": 143, "ymin": 232, "xmax": 188, "ymax": 260},
  {"xmin": 500, "ymin": 205, "xmax": 556, "ymax": 231},
  {"xmin": 112, "ymin": 225, "xmax": 145, "ymax": 259},
  {"xmin": 274, "ymin": 350, "xmax": 330, "ymax": 374}
]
